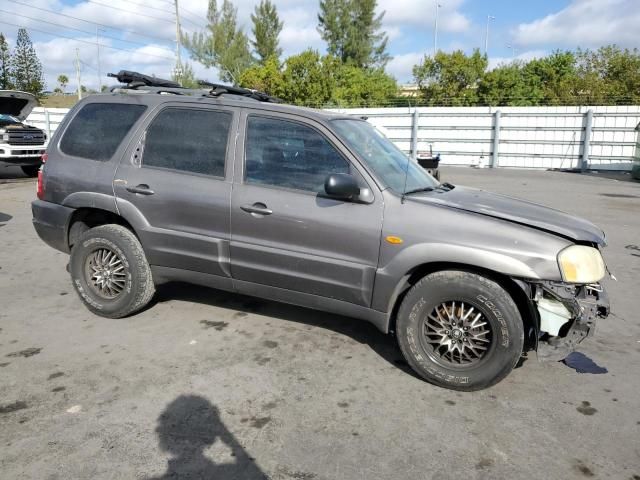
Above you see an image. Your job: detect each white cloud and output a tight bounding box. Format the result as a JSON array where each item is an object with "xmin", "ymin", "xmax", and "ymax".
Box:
[
  {"xmin": 379, "ymin": 0, "xmax": 470, "ymax": 31},
  {"xmin": 513, "ymin": 0, "xmax": 640, "ymax": 49},
  {"xmin": 487, "ymin": 49, "xmax": 547, "ymax": 70},
  {"xmin": 387, "ymin": 51, "xmax": 424, "ymax": 82}
]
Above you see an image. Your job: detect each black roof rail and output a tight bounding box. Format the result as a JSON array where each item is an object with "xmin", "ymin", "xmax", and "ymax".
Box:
[
  {"xmin": 107, "ymin": 70, "xmax": 181, "ymax": 89},
  {"xmin": 198, "ymin": 80, "xmax": 282, "ymax": 103},
  {"xmin": 107, "ymin": 70, "xmax": 281, "ymax": 103}
]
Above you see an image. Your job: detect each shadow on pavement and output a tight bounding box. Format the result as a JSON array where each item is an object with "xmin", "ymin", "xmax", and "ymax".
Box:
[
  {"xmin": 154, "ymin": 282, "xmax": 419, "ymax": 380},
  {"xmin": 0, "ymin": 212, "xmax": 12, "ymax": 226},
  {"xmin": 556, "ymin": 169, "xmax": 639, "ymax": 183},
  {"xmin": 148, "ymin": 395, "xmax": 267, "ymax": 480}
]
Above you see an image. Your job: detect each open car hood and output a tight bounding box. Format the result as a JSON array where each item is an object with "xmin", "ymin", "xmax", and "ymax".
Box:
[
  {"xmin": 0, "ymin": 90, "xmax": 39, "ymax": 121},
  {"xmin": 410, "ymin": 185, "xmax": 606, "ymax": 245}
]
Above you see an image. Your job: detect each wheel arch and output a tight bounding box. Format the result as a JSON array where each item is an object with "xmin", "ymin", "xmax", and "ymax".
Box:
[
  {"xmin": 67, "ymin": 207, "xmax": 138, "ymax": 250},
  {"xmin": 385, "ymin": 261, "xmax": 538, "ymax": 351}
]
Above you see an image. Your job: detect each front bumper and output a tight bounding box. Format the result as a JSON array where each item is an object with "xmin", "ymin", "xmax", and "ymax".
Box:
[
  {"xmin": 0, "ymin": 145, "xmax": 46, "ymax": 166},
  {"xmin": 535, "ymin": 281, "xmax": 609, "ymax": 361},
  {"xmin": 31, "ymin": 200, "xmax": 75, "ymax": 253}
]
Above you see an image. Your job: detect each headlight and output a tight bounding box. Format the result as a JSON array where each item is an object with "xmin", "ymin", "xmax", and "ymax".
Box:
[{"xmin": 557, "ymin": 245, "xmax": 605, "ymax": 283}]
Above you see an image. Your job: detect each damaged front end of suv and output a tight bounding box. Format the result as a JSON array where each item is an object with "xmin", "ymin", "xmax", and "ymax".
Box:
[{"xmin": 523, "ymin": 245, "xmax": 610, "ymax": 361}]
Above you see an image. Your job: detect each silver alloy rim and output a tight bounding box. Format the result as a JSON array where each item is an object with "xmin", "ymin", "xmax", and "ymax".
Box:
[
  {"xmin": 84, "ymin": 247, "xmax": 127, "ymax": 299},
  {"xmin": 422, "ymin": 301, "xmax": 492, "ymax": 366}
]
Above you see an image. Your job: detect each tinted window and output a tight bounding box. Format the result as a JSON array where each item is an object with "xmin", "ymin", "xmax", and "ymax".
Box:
[
  {"xmin": 60, "ymin": 103, "xmax": 146, "ymax": 161},
  {"xmin": 143, "ymin": 108, "xmax": 231, "ymax": 177},
  {"xmin": 245, "ymin": 116, "xmax": 350, "ymax": 192}
]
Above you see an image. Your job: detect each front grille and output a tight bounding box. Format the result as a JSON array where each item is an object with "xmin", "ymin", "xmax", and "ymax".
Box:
[{"xmin": 7, "ymin": 130, "xmax": 46, "ymax": 146}]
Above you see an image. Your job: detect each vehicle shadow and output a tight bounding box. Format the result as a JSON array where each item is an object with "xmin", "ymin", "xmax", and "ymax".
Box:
[
  {"xmin": 0, "ymin": 212, "xmax": 12, "ymax": 226},
  {"xmin": 147, "ymin": 394, "xmax": 268, "ymax": 479},
  {"xmin": 154, "ymin": 282, "xmax": 420, "ymax": 380},
  {"xmin": 0, "ymin": 166, "xmax": 30, "ymax": 182}
]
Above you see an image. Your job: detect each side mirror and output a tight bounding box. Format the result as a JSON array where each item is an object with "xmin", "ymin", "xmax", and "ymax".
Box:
[{"xmin": 324, "ymin": 173, "xmax": 360, "ymax": 200}]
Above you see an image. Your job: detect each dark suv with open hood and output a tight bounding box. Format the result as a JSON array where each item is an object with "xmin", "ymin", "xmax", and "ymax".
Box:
[
  {"xmin": 31, "ymin": 71, "xmax": 610, "ymax": 391},
  {"xmin": 0, "ymin": 90, "xmax": 48, "ymax": 176}
]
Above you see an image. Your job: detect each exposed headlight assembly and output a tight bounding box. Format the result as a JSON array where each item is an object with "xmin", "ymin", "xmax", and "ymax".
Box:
[{"xmin": 557, "ymin": 245, "xmax": 606, "ymax": 283}]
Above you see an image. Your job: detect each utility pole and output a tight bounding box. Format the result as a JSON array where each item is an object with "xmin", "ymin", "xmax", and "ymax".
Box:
[
  {"xmin": 484, "ymin": 15, "xmax": 495, "ymax": 56},
  {"xmin": 96, "ymin": 26, "xmax": 102, "ymax": 92},
  {"xmin": 173, "ymin": 0, "xmax": 183, "ymax": 81},
  {"xmin": 433, "ymin": 2, "xmax": 441, "ymax": 56},
  {"xmin": 75, "ymin": 48, "xmax": 82, "ymax": 101}
]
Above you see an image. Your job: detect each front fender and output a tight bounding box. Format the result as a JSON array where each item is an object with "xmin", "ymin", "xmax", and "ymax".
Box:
[{"xmin": 371, "ymin": 242, "xmax": 563, "ymax": 314}]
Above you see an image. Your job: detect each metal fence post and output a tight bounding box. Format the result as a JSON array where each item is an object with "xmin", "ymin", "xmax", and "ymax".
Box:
[
  {"xmin": 491, "ymin": 110, "xmax": 501, "ymax": 168},
  {"xmin": 411, "ymin": 108, "xmax": 419, "ymax": 160},
  {"xmin": 581, "ymin": 109, "xmax": 593, "ymax": 172},
  {"xmin": 45, "ymin": 110, "xmax": 51, "ymax": 139}
]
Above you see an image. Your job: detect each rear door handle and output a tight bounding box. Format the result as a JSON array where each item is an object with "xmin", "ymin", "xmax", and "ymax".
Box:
[
  {"xmin": 126, "ymin": 184, "xmax": 154, "ymax": 195},
  {"xmin": 240, "ymin": 203, "xmax": 273, "ymax": 216}
]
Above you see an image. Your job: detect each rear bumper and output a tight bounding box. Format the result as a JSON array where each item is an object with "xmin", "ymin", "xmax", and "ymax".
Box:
[{"xmin": 31, "ymin": 200, "xmax": 75, "ymax": 253}]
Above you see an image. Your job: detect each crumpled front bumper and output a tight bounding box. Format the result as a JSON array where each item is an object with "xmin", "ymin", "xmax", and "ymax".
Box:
[{"xmin": 534, "ymin": 281, "xmax": 609, "ymax": 361}]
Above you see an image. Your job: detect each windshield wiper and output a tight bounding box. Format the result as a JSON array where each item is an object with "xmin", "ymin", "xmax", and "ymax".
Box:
[{"xmin": 401, "ymin": 186, "xmax": 434, "ymax": 203}]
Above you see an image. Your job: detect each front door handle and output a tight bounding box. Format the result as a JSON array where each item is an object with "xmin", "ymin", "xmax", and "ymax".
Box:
[
  {"xmin": 240, "ymin": 203, "xmax": 273, "ymax": 216},
  {"xmin": 126, "ymin": 184, "xmax": 154, "ymax": 195}
]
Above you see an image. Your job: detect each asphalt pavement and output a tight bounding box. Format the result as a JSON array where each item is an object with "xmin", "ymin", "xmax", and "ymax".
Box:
[{"xmin": 1, "ymin": 166, "xmax": 639, "ymax": 479}]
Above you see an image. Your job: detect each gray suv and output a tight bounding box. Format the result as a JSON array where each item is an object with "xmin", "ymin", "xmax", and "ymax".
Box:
[{"xmin": 31, "ymin": 72, "xmax": 610, "ymax": 391}]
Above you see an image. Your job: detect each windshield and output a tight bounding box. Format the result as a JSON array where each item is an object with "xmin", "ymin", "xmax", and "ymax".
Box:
[
  {"xmin": 332, "ymin": 119, "xmax": 438, "ymax": 194},
  {"xmin": 0, "ymin": 114, "xmax": 20, "ymax": 124}
]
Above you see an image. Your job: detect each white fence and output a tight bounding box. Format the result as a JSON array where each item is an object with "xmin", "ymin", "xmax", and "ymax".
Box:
[{"xmin": 28, "ymin": 105, "xmax": 640, "ymax": 171}]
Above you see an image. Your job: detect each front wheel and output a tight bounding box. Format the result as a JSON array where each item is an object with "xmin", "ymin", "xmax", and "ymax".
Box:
[
  {"xmin": 396, "ymin": 270, "xmax": 524, "ymax": 391},
  {"xmin": 69, "ymin": 224, "xmax": 155, "ymax": 318}
]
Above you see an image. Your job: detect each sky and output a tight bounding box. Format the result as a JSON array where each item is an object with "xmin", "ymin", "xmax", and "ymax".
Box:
[{"xmin": 1, "ymin": 0, "xmax": 639, "ymax": 91}]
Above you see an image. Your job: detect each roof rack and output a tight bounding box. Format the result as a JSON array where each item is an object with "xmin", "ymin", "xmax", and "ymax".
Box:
[{"xmin": 107, "ymin": 70, "xmax": 281, "ymax": 103}]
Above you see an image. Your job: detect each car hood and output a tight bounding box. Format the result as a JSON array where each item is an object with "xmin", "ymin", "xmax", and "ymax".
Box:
[
  {"xmin": 0, "ymin": 90, "xmax": 38, "ymax": 121},
  {"xmin": 409, "ymin": 185, "xmax": 606, "ymax": 245}
]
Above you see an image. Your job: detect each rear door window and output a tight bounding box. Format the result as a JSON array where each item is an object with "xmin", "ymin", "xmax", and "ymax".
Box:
[
  {"xmin": 143, "ymin": 108, "xmax": 232, "ymax": 177},
  {"xmin": 60, "ymin": 103, "xmax": 146, "ymax": 161}
]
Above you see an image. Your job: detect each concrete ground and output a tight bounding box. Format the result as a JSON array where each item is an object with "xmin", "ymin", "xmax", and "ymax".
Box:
[{"xmin": 1, "ymin": 166, "xmax": 639, "ymax": 480}]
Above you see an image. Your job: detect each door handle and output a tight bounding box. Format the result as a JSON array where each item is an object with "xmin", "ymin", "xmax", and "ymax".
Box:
[
  {"xmin": 240, "ymin": 203, "xmax": 273, "ymax": 216},
  {"xmin": 126, "ymin": 184, "xmax": 154, "ymax": 195}
]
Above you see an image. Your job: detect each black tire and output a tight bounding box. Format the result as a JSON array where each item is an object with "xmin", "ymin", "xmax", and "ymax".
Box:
[
  {"xmin": 21, "ymin": 165, "xmax": 40, "ymax": 177},
  {"xmin": 396, "ymin": 270, "xmax": 524, "ymax": 391},
  {"xmin": 69, "ymin": 224, "xmax": 155, "ymax": 318}
]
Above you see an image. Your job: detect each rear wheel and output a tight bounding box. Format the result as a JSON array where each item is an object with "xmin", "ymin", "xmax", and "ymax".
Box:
[
  {"xmin": 69, "ymin": 224, "xmax": 155, "ymax": 318},
  {"xmin": 21, "ymin": 165, "xmax": 40, "ymax": 177},
  {"xmin": 396, "ymin": 270, "xmax": 524, "ymax": 391}
]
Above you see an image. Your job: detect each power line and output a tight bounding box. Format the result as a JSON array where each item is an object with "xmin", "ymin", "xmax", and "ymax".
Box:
[
  {"xmin": 7, "ymin": 0, "xmax": 174, "ymax": 44},
  {"xmin": 0, "ymin": 9, "xmax": 164, "ymax": 49},
  {"xmin": 121, "ymin": 0, "xmax": 206, "ymax": 28},
  {"xmin": 0, "ymin": 20, "xmax": 175, "ymax": 62},
  {"xmin": 84, "ymin": 0, "xmax": 175, "ymax": 24}
]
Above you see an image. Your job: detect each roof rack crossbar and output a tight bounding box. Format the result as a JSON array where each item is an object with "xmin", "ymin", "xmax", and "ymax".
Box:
[{"xmin": 107, "ymin": 70, "xmax": 281, "ymax": 103}]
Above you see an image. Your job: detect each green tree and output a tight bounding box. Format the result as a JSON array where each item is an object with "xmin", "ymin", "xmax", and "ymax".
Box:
[
  {"xmin": 332, "ymin": 64, "xmax": 397, "ymax": 106},
  {"xmin": 57, "ymin": 74, "xmax": 69, "ymax": 93},
  {"xmin": 478, "ymin": 62, "xmax": 544, "ymax": 106},
  {"xmin": 182, "ymin": 0, "xmax": 253, "ymax": 85},
  {"xmin": 523, "ymin": 51, "xmax": 578, "ymax": 105},
  {"xmin": 251, "ymin": 0, "xmax": 283, "ymax": 64},
  {"xmin": 239, "ymin": 56, "xmax": 286, "ymax": 98},
  {"xmin": 281, "ymin": 49, "xmax": 337, "ymax": 106},
  {"xmin": 413, "ymin": 49, "xmax": 487, "ymax": 106},
  {"xmin": 0, "ymin": 33, "xmax": 12, "ymax": 89},
  {"xmin": 10, "ymin": 28, "xmax": 44, "ymax": 96},
  {"xmin": 318, "ymin": 0, "xmax": 389, "ymax": 68}
]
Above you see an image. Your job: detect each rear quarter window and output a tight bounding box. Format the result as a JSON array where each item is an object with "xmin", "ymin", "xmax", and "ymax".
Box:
[{"xmin": 60, "ymin": 103, "xmax": 147, "ymax": 161}]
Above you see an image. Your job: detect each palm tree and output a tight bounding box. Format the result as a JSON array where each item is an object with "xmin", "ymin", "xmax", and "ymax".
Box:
[{"xmin": 57, "ymin": 74, "xmax": 69, "ymax": 93}]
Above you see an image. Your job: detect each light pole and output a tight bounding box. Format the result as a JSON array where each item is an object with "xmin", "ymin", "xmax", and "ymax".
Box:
[
  {"xmin": 433, "ymin": 2, "xmax": 441, "ymax": 56},
  {"xmin": 484, "ymin": 15, "xmax": 495, "ymax": 56},
  {"xmin": 506, "ymin": 43, "xmax": 517, "ymax": 61}
]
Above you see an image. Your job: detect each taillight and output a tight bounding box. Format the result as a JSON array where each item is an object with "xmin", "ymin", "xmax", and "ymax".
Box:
[
  {"xmin": 36, "ymin": 152, "xmax": 47, "ymax": 200},
  {"xmin": 36, "ymin": 170, "xmax": 44, "ymax": 199}
]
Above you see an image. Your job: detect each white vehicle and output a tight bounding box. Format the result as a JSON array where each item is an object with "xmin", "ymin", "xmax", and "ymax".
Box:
[{"xmin": 0, "ymin": 90, "xmax": 48, "ymax": 176}]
